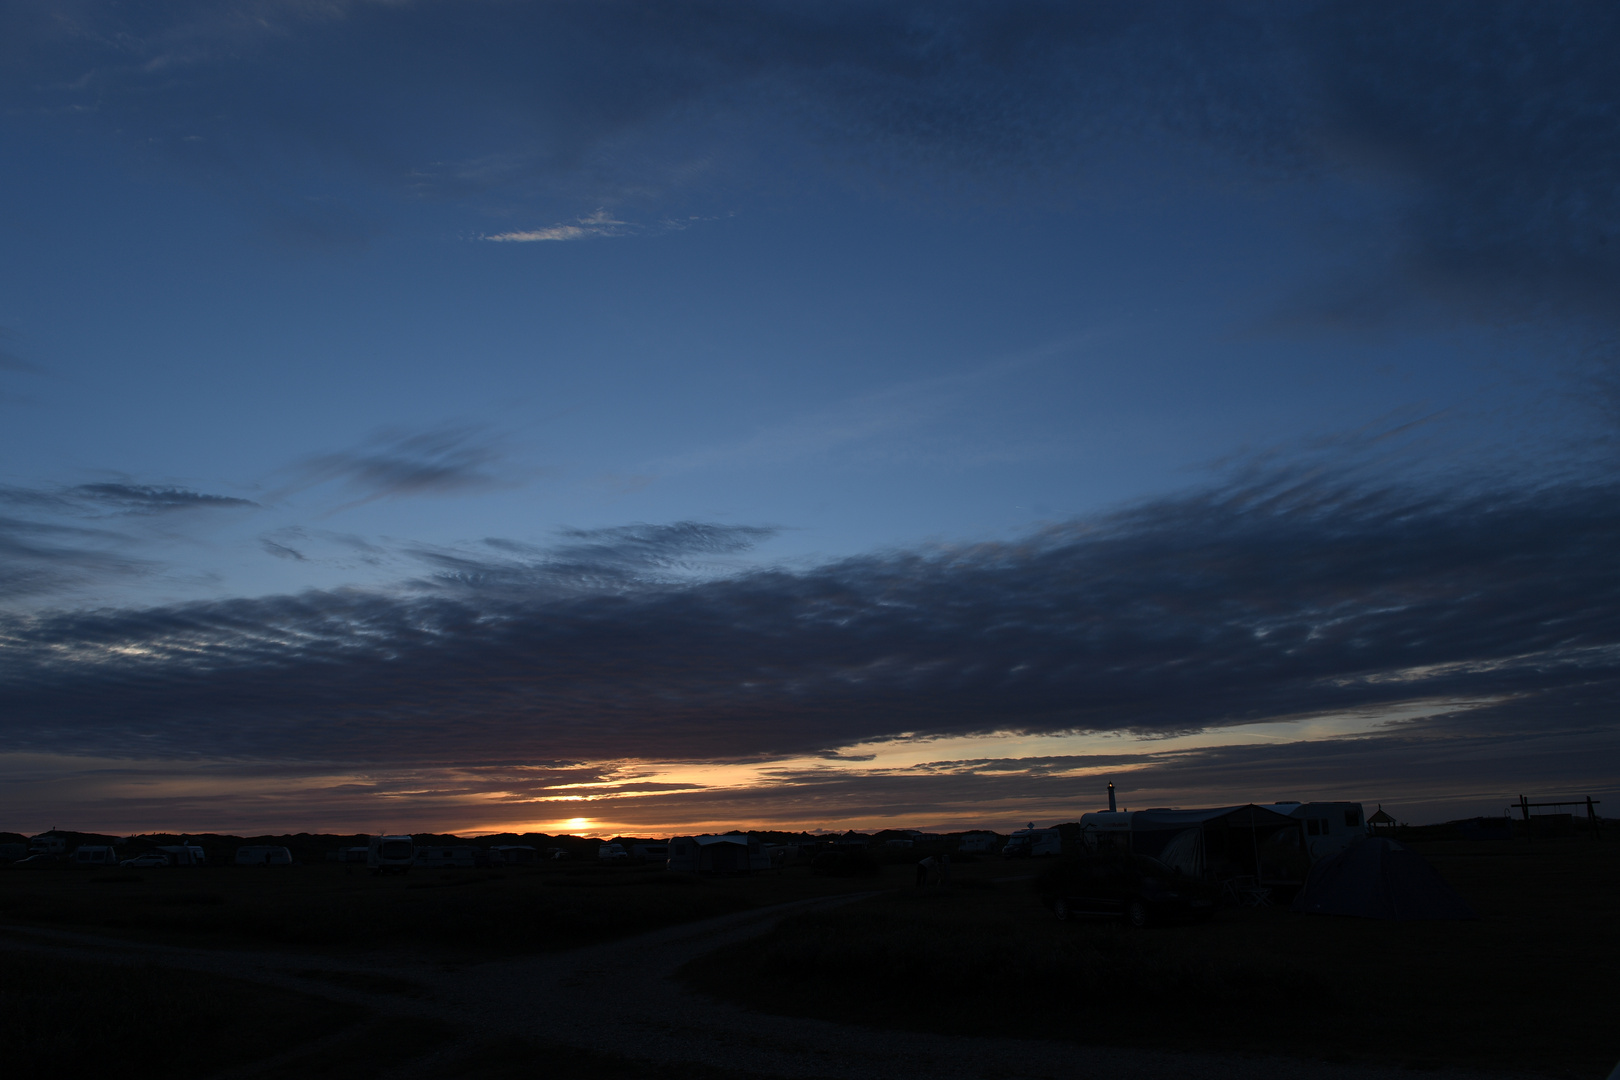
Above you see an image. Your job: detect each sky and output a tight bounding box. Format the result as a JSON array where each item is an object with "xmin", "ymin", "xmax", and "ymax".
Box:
[{"xmin": 2, "ymin": 1, "xmax": 1618, "ymax": 837}]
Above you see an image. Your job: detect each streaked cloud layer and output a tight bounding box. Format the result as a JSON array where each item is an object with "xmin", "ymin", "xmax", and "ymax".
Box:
[
  {"xmin": 3, "ymin": 469, "xmax": 1616, "ymax": 831},
  {"xmin": 3, "ymin": 2, "xmax": 1618, "ymax": 832}
]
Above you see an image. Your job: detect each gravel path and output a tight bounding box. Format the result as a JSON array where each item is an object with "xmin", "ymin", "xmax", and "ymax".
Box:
[{"xmin": 1, "ymin": 899, "xmax": 1533, "ymax": 1080}]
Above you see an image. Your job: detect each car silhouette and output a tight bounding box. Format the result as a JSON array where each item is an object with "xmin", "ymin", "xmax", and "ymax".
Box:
[{"xmin": 120, "ymin": 853, "xmax": 171, "ymax": 868}]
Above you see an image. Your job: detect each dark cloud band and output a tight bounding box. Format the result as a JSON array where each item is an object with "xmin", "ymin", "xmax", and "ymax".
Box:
[{"xmin": 3, "ymin": 473, "xmax": 1617, "ymax": 766}]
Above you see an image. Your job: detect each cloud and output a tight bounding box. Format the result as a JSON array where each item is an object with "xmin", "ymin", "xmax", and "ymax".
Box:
[
  {"xmin": 283, "ymin": 426, "xmax": 511, "ymax": 510},
  {"xmin": 260, "ymin": 538, "xmax": 307, "ymax": 562},
  {"xmin": 0, "ymin": 479, "xmax": 257, "ymax": 602},
  {"xmin": 70, "ymin": 483, "xmax": 257, "ymax": 514},
  {"xmin": 2, "ymin": 470, "xmax": 1617, "ymax": 780},
  {"xmin": 10, "ymin": 3, "xmax": 1617, "ymax": 331},
  {"xmin": 484, "ymin": 209, "xmax": 630, "ymax": 242},
  {"xmin": 0, "ymin": 514, "xmax": 152, "ymax": 601},
  {"xmin": 407, "ymin": 521, "xmax": 781, "ymax": 593}
]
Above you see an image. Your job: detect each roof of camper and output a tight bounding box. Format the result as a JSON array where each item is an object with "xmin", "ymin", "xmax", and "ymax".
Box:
[{"xmin": 1082, "ymin": 804, "xmax": 1302, "ymax": 829}]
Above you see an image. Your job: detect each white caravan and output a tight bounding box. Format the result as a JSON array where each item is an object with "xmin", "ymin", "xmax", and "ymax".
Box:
[
  {"xmin": 235, "ymin": 845, "xmax": 293, "ymax": 866},
  {"xmin": 1000, "ymin": 828, "xmax": 1063, "ymax": 858},
  {"xmin": 367, "ymin": 835, "xmax": 416, "ymax": 875},
  {"xmin": 72, "ymin": 845, "xmax": 119, "ymax": 866},
  {"xmin": 1264, "ymin": 802, "xmax": 1368, "ymax": 861},
  {"xmin": 156, "ymin": 845, "xmax": 207, "ymax": 866},
  {"xmin": 415, "ymin": 845, "xmax": 479, "ymax": 869}
]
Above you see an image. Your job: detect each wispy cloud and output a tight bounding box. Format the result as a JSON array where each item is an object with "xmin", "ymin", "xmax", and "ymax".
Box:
[
  {"xmin": 281, "ymin": 426, "xmax": 513, "ymax": 511},
  {"xmin": 71, "ymin": 483, "xmax": 257, "ymax": 515},
  {"xmin": 652, "ymin": 337, "xmax": 1092, "ymax": 476},
  {"xmin": 3, "ymin": 470, "xmax": 1618, "ymax": 781},
  {"xmin": 483, "ymin": 209, "xmax": 630, "ymax": 243},
  {"xmin": 10, "ymin": 3, "xmax": 1618, "ymax": 334}
]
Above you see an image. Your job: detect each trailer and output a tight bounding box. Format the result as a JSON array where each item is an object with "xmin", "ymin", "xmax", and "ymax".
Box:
[
  {"xmin": 1263, "ymin": 802, "xmax": 1368, "ymax": 861},
  {"xmin": 666, "ymin": 833, "xmax": 771, "ymax": 873},
  {"xmin": 415, "ymin": 845, "xmax": 480, "ymax": 869},
  {"xmin": 367, "ymin": 835, "xmax": 415, "ymax": 875},
  {"xmin": 235, "ymin": 845, "xmax": 293, "ymax": 866},
  {"xmin": 156, "ymin": 844, "xmax": 207, "ymax": 866},
  {"xmin": 1078, "ymin": 804, "xmax": 1307, "ymax": 889},
  {"xmin": 72, "ymin": 845, "xmax": 119, "ymax": 866}
]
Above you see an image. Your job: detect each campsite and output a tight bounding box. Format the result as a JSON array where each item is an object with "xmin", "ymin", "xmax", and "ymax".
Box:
[{"xmin": 1, "ymin": 824, "xmax": 1615, "ymax": 1079}]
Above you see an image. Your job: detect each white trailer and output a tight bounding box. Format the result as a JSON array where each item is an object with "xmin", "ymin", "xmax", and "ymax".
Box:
[
  {"xmin": 367, "ymin": 835, "xmax": 415, "ymax": 875},
  {"xmin": 235, "ymin": 845, "xmax": 293, "ymax": 866},
  {"xmin": 156, "ymin": 845, "xmax": 207, "ymax": 866},
  {"xmin": 666, "ymin": 834, "xmax": 771, "ymax": 873},
  {"xmin": 1264, "ymin": 802, "xmax": 1368, "ymax": 861},
  {"xmin": 415, "ymin": 845, "xmax": 479, "ymax": 869},
  {"xmin": 72, "ymin": 845, "xmax": 119, "ymax": 866},
  {"xmin": 1000, "ymin": 828, "xmax": 1063, "ymax": 858}
]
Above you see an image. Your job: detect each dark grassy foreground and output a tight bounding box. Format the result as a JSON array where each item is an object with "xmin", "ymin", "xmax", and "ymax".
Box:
[
  {"xmin": 681, "ymin": 837, "xmax": 1620, "ymax": 1078},
  {"xmin": 0, "ymin": 948, "xmax": 761, "ymax": 1080},
  {"xmin": 0, "ymin": 858, "xmax": 869, "ymax": 956}
]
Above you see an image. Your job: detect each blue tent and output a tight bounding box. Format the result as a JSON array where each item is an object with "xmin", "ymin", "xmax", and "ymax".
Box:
[{"xmin": 1291, "ymin": 838, "xmax": 1476, "ymax": 920}]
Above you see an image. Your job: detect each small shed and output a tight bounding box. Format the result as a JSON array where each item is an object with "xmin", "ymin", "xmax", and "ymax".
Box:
[{"xmin": 666, "ymin": 833, "xmax": 770, "ymax": 873}]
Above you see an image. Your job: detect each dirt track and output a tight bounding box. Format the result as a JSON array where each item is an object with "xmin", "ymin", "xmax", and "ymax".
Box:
[{"xmin": 2, "ymin": 896, "xmax": 1529, "ymax": 1080}]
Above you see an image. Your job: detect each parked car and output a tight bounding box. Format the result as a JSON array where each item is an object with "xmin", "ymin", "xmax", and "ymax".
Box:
[
  {"xmin": 1036, "ymin": 853, "xmax": 1216, "ymax": 927},
  {"xmin": 121, "ymin": 852, "xmax": 171, "ymax": 868}
]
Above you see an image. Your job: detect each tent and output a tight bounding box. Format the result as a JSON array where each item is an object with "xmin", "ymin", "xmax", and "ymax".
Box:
[{"xmin": 1291, "ymin": 838, "xmax": 1476, "ymax": 920}]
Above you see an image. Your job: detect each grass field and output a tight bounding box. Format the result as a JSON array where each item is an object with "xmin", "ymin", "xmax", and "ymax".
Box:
[
  {"xmin": 4, "ymin": 839, "xmax": 1615, "ymax": 1077},
  {"xmin": 0, "ymin": 857, "xmax": 873, "ymax": 956},
  {"xmin": 0, "ymin": 948, "xmax": 761, "ymax": 1080},
  {"xmin": 680, "ymin": 837, "xmax": 1620, "ymax": 1079}
]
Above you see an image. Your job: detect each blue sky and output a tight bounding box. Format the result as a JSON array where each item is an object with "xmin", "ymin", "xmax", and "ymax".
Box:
[{"xmin": 2, "ymin": 1, "xmax": 1617, "ymax": 835}]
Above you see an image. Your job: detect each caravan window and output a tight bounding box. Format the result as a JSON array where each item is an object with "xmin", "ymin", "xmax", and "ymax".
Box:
[
  {"xmin": 1344, "ymin": 809, "xmax": 1362, "ymax": 827},
  {"xmin": 1306, "ymin": 820, "xmax": 1319, "ymax": 836}
]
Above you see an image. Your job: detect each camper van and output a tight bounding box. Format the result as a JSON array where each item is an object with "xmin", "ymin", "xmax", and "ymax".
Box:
[
  {"xmin": 235, "ymin": 845, "xmax": 293, "ymax": 866},
  {"xmin": 958, "ymin": 831, "xmax": 999, "ymax": 853},
  {"xmin": 72, "ymin": 845, "xmax": 119, "ymax": 866},
  {"xmin": 1000, "ymin": 828, "xmax": 1063, "ymax": 858},
  {"xmin": 598, "ymin": 843, "xmax": 630, "ymax": 861},
  {"xmin": 1264, "ymin": 802, "xmax": 1367, "ymax": 861},
  {"xmin": 367, "ymin": 835, "xmax": 416, "ymax": 875}
]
